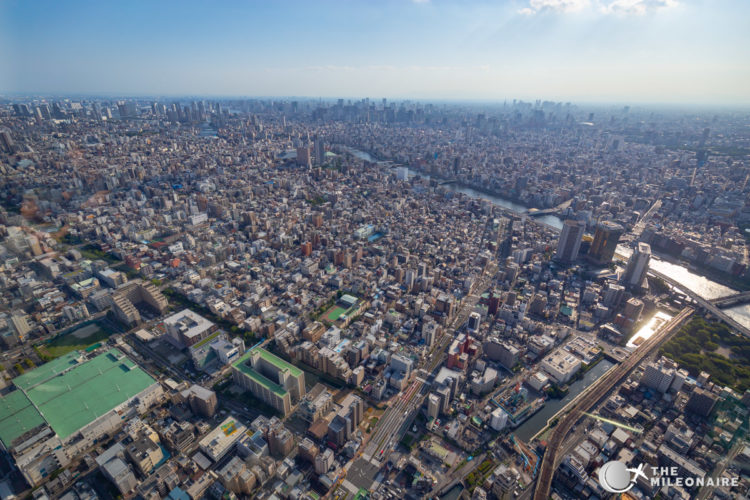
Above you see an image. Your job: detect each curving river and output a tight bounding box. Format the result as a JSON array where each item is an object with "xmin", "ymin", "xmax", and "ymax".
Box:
[{"xmin": 347, "ymin": 146, "xmax": 750, "ymax": 328}]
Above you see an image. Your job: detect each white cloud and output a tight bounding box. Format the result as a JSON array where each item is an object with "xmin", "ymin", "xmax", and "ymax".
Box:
[
  {"xmin": 519, "ymin": 0, "xmax": 591, "ymax": 15},
  {"xmin": 600, "ymin": 0, "xmax": 678, "ymax": 15},
  {"xmin": 519, "ymin": 0, "xmax": 678, "ymax": 15}
]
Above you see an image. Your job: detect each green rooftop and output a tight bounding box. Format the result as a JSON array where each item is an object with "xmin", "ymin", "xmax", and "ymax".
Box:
[
  {"xmin": 232, "ymin": 348, "xmax": 301, "ymax": 397},
  {"xmin": 252, "ymin": 347, "xmax": 302, "ymax": 377},
  {"xmin": 232, "ymin": 352, "xmax": 287, "ymax": 397},
  {"xmin": 0, "ymin": 348, "xmax": 156, "ymax": 447},
  {"xmin": 0, "ymin": 390, "xmax": 47, "ymax": 448},
  {"xmin": 13, "ymin": 351, "xmax": 82, "ymax": 391}
]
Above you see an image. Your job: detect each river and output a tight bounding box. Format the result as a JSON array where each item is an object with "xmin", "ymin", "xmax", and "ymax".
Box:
[
  {"xmin": 513, "ymin": 359, "xmax": 615, "ymax": 442},
  {"xmin": 345, "ymin": 146, "xmax": 750, "ymax": 328}
]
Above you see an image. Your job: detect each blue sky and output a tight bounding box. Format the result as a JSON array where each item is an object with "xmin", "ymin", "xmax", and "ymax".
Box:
[{"xmin": 1, "ymin": 0, "xmax": 748, "ymax": 104}]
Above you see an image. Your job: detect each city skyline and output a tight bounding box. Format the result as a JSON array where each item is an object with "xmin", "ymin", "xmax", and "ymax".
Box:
[{"xmin": 2, "ymin": 0, "xmax": 750, "ymax": 104}]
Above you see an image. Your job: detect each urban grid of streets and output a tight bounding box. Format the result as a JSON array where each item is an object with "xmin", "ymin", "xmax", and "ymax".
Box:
[{"xmin": 1, "ymin": 98, "xmax": 750, "ymax": 500}]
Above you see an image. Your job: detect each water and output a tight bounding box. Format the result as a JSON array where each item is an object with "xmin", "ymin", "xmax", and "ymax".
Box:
[
  {"xmin": 346, "ymin": 147, "xmax": 564, "ymax": 229},
  {"xmin": 346, "ymin": 146, "xmax": 750, "ymax": 327},
  {"xmin": 514, "ymin": 359, "xmax": 614, "ymax": 442},
  {"xmin": 440, "ymin": 484, "xmax": 464, "ymax": 500}
]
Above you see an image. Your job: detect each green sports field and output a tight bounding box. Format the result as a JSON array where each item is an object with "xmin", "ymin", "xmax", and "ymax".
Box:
[{"xmin": 325, "ymin": 306, "xmax": 348, "ymax": 322}]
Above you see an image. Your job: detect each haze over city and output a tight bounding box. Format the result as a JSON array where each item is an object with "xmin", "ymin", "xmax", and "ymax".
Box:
[
  {"xmin": 2, "ymin": 0, "xmax": 750, "ymax": 104},
  {"xmin": 2, "ymin": 2, "xmax": 750, "ymax": 500}
]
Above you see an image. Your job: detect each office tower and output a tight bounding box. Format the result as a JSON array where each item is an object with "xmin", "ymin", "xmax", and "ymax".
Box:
[
  {"xmin": 314, "ymin": 138, "xmax": 325, "ymax": 166},
  {"xmin": 640, "ymin": 357, "xmax": 676, "ymax": 393},
  {"xmin": 555, "ymin": 220, "xmax": 586, "ymax": 263},
  {"xmin": 468, "ymin": 312, "xmax": 481, "ymax": 331},
  {"xmin": 296, "ymin": 146, "xmax": 311, "ymax": 167},
  {"xmin": 686, "ymin": 388, "xmax": 717, "ymax": 417},
  {"xmin": 427, "ymin": 394, "xmax": 441, "ymax": 420},
  {"xmin": 587, "ymin": 221, "xmax": 624, "ymax": 265},
  {"xmin": 622, "ymin": 242, "xmax": 651, "ymax": 290},
  {"xmin": 0, "ymin": 128, "xmax": 15, "ymax": 154}
]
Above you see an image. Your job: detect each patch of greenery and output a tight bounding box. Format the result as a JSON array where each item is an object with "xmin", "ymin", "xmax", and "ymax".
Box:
[
  {"xmin": 37, "ymin": 323, "xmax": 114, "ymax": 359},
  {"xmin": 660, "ymin": 317, "xmax": 750, "ymax": 392},
  {"xmin": 545, "ymin": 383, "xmax": 568, "ymax": 399},
  {"xmin": 400, "ymin": 434, "xmax": 415, "ymax": 450},
  {"xmin": 79, "ymin": 244, "xmax": 120, "ymax": 264},
  {"xmin": 307, "ymin": 195, "xmax": 326, "ymax": 207}
]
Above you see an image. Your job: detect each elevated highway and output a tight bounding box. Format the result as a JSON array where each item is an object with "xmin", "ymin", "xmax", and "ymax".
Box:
[{"xmin": 532, "ymin": 307, "xmax": 694, "ymax": 500}]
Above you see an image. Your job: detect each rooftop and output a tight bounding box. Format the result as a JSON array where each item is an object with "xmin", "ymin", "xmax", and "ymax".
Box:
[{"xmin": 0, "ymin": 348, "xmax": 156, "ymax": 446}]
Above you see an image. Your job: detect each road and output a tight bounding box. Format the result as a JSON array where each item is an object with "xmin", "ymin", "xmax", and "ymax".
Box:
[
  {"xmin": 532, "ymin": 306, "xmax": 694, "ymax": 500},
  {"xmin": 344, "ymin": 261, "xmax": 498, "ymax": 494},
  {"xmin": 621, "ymin": 199, "xmax": 662, "ymax": 244},
  {"xmin": 647, "ymin": 268, "xmax": 750, "ymax": 337},
  {"xmin": 696, "ymin": 440, "xmax": 744, "ymax": 500}
]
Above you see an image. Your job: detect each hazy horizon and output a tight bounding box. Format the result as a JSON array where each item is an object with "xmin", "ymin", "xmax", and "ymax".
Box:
[{"xmin": 2, "ymin": 0, "xmax": 749, "ymax": 105}]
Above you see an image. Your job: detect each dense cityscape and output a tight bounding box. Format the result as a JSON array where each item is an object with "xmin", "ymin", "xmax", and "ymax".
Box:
[{"xmin": 0, "ymin": 96, "xmax": 748, "ymax": 500}]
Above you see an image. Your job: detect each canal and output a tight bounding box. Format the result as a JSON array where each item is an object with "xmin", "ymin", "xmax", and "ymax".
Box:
[{"xmin": 513, "ymin": 359, "xmax": 615, "ymax": 442}]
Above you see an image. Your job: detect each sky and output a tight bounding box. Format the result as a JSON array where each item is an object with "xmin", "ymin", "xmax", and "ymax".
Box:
[{"xmin": 1, "ymin": 0, "xmax": 749, "ymax": 104}]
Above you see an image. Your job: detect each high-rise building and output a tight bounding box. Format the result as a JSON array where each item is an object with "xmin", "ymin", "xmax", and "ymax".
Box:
[
  {"xmin": 314, "ymin": 448, "xmax": 334, "ymax": 474},
  {"xmin": 0, "ymin": 128, "xmax": 15, "ymax": 154},
  {"xmin": 101, "ymin": 458, "xmax": 138, "ymax": 494},
  {"xmin": 686, "ymin": 388, "xmax": 717, "ymax": 417},
  {"xmin": 182, "ymin": 384, "xmax": 218, "ymax": 417},
  {"xmin": 640, "ymin": 357, "xmax": 676, "ymax": 393},
  {"xmin": 587, "ymin": 221, "xmax": 624, "ymax": 265},
  {"xmin": 296, "ymin": 146, "xmax": 311, "ymax": 167},
  {"xmin": 314, "ymin": 138, "xmax": 325, "ymax": 166},
  {"xmin": 427, "ymin": 393, "xmax": 441, "ymax": 420},
  {"xmin": 468, "ymin": 312, "xmax": 481, "ymax": 331},
  {"xmin": 555, "ymin": 220, "xmax": 586, "ymax": 263},
  {"xmin": 231, "ymin": 348, "xmax": 306, "ymax": 416},
  {"xmin": 622, "ymin": 242, "xmax": 651, "ymax": 290}
]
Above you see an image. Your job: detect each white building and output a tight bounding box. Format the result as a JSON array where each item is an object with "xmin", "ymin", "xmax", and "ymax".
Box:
[
  {"xmin": 540, "ymin": 349, "xmax": 582, "ymax": 384},
  {"xmin": 198, "ymin": 417, "xmax": 247, "ymax": 462},
  {"xmin": 165, "ymin": 309, "xmax": 217, "ymax": 348},
  {"xmin": 490, "ymin": 408, "xmax": 508, "ymax": 431}
]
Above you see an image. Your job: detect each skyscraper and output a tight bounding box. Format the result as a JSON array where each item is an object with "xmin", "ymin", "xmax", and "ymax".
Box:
[
  {"xmin": 622, "ymin": 242, "xmax": 651, "ymax": 290},
  {"xmin": 296, "ymin": 146, "xmax": 311, "ymax": 167},
  {"xmin": 587, "ymin": 221, "xmax": 624, "ymax": 265},
  {"xmin": 314, "ymin": 138, "xmax": 325, "ymax": 166},
  {"xmin": 555, "ymin": 220, "xmax": 586, "ymax": 263}
]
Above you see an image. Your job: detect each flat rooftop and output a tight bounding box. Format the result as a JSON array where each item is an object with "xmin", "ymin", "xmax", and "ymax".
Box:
[
  {"xmin": 0, "ymin": 348, "xmax": 156, "ymax": 447},
  {"xmin": 232, "ymin": 348, "xmax": 302, "ymax": 397},
  {"xmin": 164, "ymin": 309, "xmax": 215, "ymax": 339}
]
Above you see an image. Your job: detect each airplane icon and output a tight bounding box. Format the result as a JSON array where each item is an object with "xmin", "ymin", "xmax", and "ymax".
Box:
[{"xmin": 627, "ymin": 463, "xmax": 648, "ymax": 482}]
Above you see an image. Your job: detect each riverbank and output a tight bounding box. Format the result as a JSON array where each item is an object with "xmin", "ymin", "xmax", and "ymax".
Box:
[
  {"xmin": 344, "ymin": 145, "xmax": 750, "ymax": 329},
  {"xmin": 341, "ymin": 145, "xmax": 565, "ymax": 230}
]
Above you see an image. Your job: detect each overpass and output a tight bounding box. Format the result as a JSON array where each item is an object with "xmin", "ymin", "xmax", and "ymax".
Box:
[
  {"xmin": 710, "ymin": 290, "xmax": 750, "ymax": 309},
  {"xmin": 649, "ymin": 269, "xmax": 750, "ymax": 337},
  {"xmin": 526, "ymin": 199, "xmax": 573, "ymax": 217},
  {"xmin": 532, "ymin": 307, "xmax": 694, "ymax": 500}
]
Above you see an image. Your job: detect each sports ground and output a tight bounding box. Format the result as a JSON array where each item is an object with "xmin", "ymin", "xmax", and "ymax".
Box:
[
  {"xmin": 325, "ymin": 306, "xmax": 349, "ymax": 322},
  {"xmin": 37, "ymin": 322, "xmax": 113, "ymax": 359}
]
